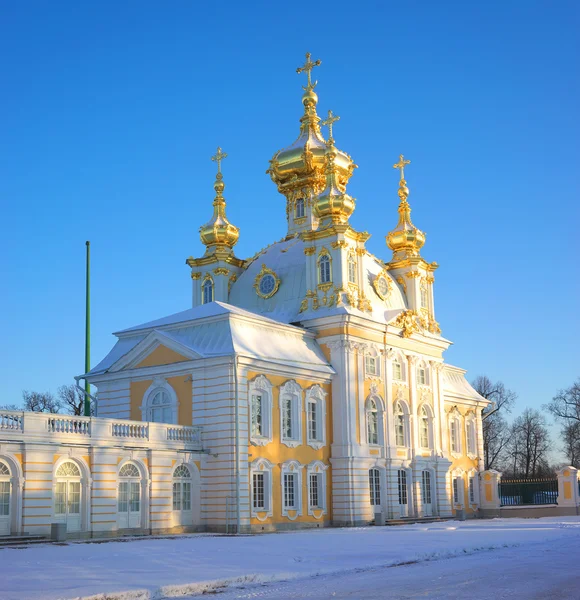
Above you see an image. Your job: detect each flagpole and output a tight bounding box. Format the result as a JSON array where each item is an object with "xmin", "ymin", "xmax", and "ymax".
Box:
[{"xmin": 84, "ymin": 240, "xmax": 91, "ymax": 416}]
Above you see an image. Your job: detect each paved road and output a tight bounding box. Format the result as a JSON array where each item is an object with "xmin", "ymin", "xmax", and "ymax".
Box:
[{"xmin": 208, "ymin": 535, "xmax": 580, "ymax": 599}]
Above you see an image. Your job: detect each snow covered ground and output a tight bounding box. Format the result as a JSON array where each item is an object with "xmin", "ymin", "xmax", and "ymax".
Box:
[{"xmin": 1, "ymin": 517, "xmax": 579, "ymax": 600}]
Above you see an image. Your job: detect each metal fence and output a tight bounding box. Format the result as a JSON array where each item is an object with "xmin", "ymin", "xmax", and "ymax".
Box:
[{"xmin": 499, "ymin": 478, "xmax": 558, "ymax": 506}]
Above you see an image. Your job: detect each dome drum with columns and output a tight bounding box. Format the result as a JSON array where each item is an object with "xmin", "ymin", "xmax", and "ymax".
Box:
[{"xmin": 77, "ymin": 53, "xmax": 489, "ymax": 535}]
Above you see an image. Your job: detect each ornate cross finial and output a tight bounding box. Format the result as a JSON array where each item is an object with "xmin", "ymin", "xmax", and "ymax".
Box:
[
  {"xmin": 393, "ymin": 154, "xmax": 411, "ymax": 181},
  {"xmin": 296, "ymin": 52, "xmax": 322, "ymax": 90},
  {"xmin": 322, "ymin": 109, "xmax": 340, "ymax": 142},
  {"xmin": 211, "ymin": 146, "xmax": 228, "ymax": 174}
]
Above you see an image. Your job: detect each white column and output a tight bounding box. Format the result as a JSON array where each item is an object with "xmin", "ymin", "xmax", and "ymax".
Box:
[{"xmin": 406, "ymin": 355, "xmax": 420, "ymax": 455}]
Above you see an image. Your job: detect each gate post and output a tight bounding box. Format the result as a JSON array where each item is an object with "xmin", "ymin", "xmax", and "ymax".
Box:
[
  {"xmin": 479, "ymin": 470, "xmax": 501, "ymax": 517},
  {"xmin": 557, "ymin": 466, "xmax": 579, "ymax": 511}
]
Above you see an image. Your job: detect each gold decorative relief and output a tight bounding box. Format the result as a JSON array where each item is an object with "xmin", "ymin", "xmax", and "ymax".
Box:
[
  {"xmin": 254, "ymin": 264, "xmax": 281, "ymax": 299},
  {"xmin": 373, "ymin": 269, "xmax": 391, "ymax": 301},
  {"xmin": 191, "ymin": 272, "xmax": 202, "ymax": 280},
  {"xmin": 392, "ymin": 310, "xmax": 421, "ymax": 338},
  {"xmin": 213, "ymin": 267, "xmax": 230, "ymax": 276}
]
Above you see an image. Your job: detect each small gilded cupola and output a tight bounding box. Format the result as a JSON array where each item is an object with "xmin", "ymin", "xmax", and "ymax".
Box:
[
  {"xmin": 386, "ymin": 155, "xmax": 426, "ymax": 262},
  {"xmin": 267, "ymin": 53, "xmax": 357, "ymax": 236},
  {"xmin": 199, "ymin": 147, "xmax": 240, "ymax": 253},
  {"xmin": 313, "ymin": 110, "xmax": 356, "ymax": 228},
  {"xmin": 186, "ymin": 147, "xmax": 245, "ymax": 308}
]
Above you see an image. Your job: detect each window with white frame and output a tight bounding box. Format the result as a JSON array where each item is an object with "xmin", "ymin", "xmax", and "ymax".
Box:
[
  {"xmin": 366, "ymin": 397, "xmax": 384, "ymax": 446},
  {"xmin": 417, "ymin": 363, "xmax": 427, "ymax": 386},
  {"xmin": 295, "ymin": 198, "xmax": 305, "ymax": 218},
  {"xmin": 392, "ymin": 358, "xmax": 404, "ymax": 381},
  {"xmin": 452, "ymin": 472, "xmax": 464, "ymax": 506},
  {"xmin": 419, "ymin": 405, "xmax": 431, "ymax": 448},
  {"xmin": 466, "ymin": 414, "xmax": 477, "ymax": 457},
  {"xmin": 202, "ymin": 277, "xmax": 214, "ymax": 304},
  {"xmin": 281, "ymin": 460, "xmax": 303, "ymax": 518},
  {"xmin": 250, "ymin": 458, "xmax": 273, "ymax": 518},
  {"xmin": 318, "ymin": 253, "xmax": 332, "ymax": 284},
  {"xmin": 420, "ymin": 285, "xmax": 428, "ymax": 309},
  {"xmin": 172, "ymin": 465, "xmax": 192, "ymax": 512},
  {"xmin": 142, "ymin": 379, "xmax": 178, "ymax": 424},
  {"xmin": 365, "ymin": 353, "xmax": 379, "ymax": 377},
  {"xmin": 449, "ymin": 411, "xmax": 462, "ymax": 455},
  {"xmin": 452, "ymin": 477, "xmax": 459, "ymax": 505},
  {"xmin": 468, "ymin": 472, "xmax": 479, "ymax": 504},
  {"xmin": 369, "ymin": 468, "xmax": 381, "ymax": 506},
  {"xmin": 249, "ymin": 376, "xmax": 273, "ymax": 446},
  {"xmin": 279, "ymin": 380, "xmax": 302, "ymax": 447},
  {"xmin": 348, "ymin": 253, "xmax": 357, "ymax": 284},
  {"xmin": 395, "ymin": 401, "xmax": 408, "ymax": 447},
  {"xmin": 307, "ymin": 461, "xmax": 328, "ymax": 516},
  {"xmin": 306, "ymin": 385, "xmax": 326, "ymax": 449}
]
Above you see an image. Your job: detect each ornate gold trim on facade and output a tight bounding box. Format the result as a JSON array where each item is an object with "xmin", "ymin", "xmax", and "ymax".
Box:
[
  {"xmin": 303, "ymin": 246, "xmax": 316, "ymax": 255},
  {"xmin": 392, "ymin": 310, "xmax": 421, "ymax": 338},
  {"xmin": 253, "ymin": 264, "xmax": 281, "ymax": 299},
  {"xmin": 191, "ymin": 272, "xmax": 201, "ymax": 280},
  {"xmin": 372, "ymin": 270, "xmax": 391, "ymax": 301},
  {"xmin": 213, "ymin": 267, "xmax": 230, "ymax": 276}
]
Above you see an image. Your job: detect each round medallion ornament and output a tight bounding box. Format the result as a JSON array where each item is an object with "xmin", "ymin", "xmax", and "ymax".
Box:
[
  {"xmin": 254, "ymin": 264, "xmax": 281, "ymax": 299},
  {"xmin": 373, "ymin": 272, "xmax": 391, "ymax": 301}
]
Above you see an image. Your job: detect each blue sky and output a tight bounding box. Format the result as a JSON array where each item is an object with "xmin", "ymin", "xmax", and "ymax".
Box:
[{"xmin": 1, "ymin": 2, "xmax": 578, "ymax": 446}]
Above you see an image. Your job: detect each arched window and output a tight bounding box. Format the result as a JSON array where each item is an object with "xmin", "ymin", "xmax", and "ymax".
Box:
[
  {"xmin": 367, "ymin": 399, "xmax": 379, "ymax": 445},
  {"xmin": 148, "ymin": 390, "xmax": 173, "ymax": 423},
  {"xmin": 306, "ymin": 385, "xmax": 326, "ymax": 449},
  {"xmin": 369, "ymin": 468, "xmax": 381, "ymax": 506},
  {"xmin": 172, "ymin": 465, "xmax": 192, "ymax": 515},
  {"xmin": 54, "ymin": 460, "xmax": 82, "ymax": 532},
  {"xmin": 250, "ymin": 458, "xmax": 274, "ymax": 519},
  {"xmin": 295, "ymin": 198, "xmax": 305, "ymax": 218},
  {"xmin": 318, "ymin": 254, "xmax": 331, "ymax": 284},
  {"xmin": 118, "ymin": 462, "xmax": 141, "ymax": 529},
  {"xmin": 348, "ymin": 253, "xmax": 357, "ymax": 284},
  {"xmin": 419, "ymin": 405, "xmax": 431, "ymax": 449},
  {"xmin": 202, "ymin": 277, "xmax": 214, "ymax": 304},
  {"xmin": 395, "ymin": 402, "xmax": 408, "ymax": 447},
  {"xmin": 0, "ymin": 461, "xmax": 11, "ymax": 536}
]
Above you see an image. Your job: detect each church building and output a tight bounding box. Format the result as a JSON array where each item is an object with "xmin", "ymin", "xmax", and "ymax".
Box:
[{"xmin": 0, "ymin": 54, "xmax": 488, "ymax": 537}]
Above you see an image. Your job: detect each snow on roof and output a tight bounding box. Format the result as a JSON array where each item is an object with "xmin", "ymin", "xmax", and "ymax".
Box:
[
  {"xmin": 442, "ymin": 365, "xmax": 488, "ymax": 404},
  {"xmin": 87, "ymin": 301, "xmax": 333, "ymax": 377}
]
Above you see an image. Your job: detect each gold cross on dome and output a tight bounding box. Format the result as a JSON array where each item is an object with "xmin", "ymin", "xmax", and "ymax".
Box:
[
  {"xmin": 211, "ymin": 146, "xmax": 228, "ymax": 174},
  {"xmin": 296, "ymin": 52, "xmax": 322, "ymax": 90},
  {"xmin": 322, "ymin": 110, "xmax": 340, "ymax": 140},
  {"xmin": 393, "ymin": 154, "xmax": 411, "ymax": 181}
]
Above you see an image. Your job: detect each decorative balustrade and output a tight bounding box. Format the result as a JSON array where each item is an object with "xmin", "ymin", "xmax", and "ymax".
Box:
[
  {"xmin": 0, "ymin": 410, "xmax": 202, "ymax": 450},
  {"xmin": 0, "ymin": 412, "xmax": 23, "ymax": 431},
  {"xmin": 47, "ymin": 416, "xmax": 91, "ymax": 435}
]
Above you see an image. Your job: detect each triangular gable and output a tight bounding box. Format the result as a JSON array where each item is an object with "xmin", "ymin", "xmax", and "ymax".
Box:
[{"xmin": 108, "ymin": 330, "xmax": 202, "ymax": 372}]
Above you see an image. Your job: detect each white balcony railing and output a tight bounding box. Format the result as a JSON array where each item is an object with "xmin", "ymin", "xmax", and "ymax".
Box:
[{"xmin": 0, "ymin": 410, "xmax": 202, "ymax": 450}]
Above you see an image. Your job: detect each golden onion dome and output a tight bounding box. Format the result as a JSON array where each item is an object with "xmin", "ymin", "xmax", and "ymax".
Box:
[
  {"xmin": 386, "ymin": 155, "xmax": 426, "ymax": 260},
  {"xmin": 267, "ymin": 53, "xmax": 356, "ymax": 197},
  {"xmin": 199, "ymin": 148, "xmax": 239, "ymax": 252},
  {"xmin": 314, "ymin": 139, "xmax": 356, "ymax": 227}
]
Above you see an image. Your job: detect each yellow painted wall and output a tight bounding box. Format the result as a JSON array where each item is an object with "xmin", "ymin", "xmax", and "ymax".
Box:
[
  {"xmin": 246, "ymin": 370, "xmax": 332, "ymax": 526},
  {"xmin": 135, "ymin": 345, "xmax": 190, "ymax": 369},
  {"xmin": 130, "ymin": 375, "xmax": 192, "ymax": 426}
]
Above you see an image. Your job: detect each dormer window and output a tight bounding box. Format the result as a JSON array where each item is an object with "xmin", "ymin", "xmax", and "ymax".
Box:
[{"xmin": 295, "ymin": 198, "xmax": 305, "ymax": 218}]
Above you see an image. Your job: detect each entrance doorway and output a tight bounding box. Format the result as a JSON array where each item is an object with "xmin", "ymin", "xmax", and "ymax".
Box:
[
  {"xmin": 0, "ymin": 462, "xmax": 11, "ymax": 536},
  {"xmin": 54, "ymin": 461, "xmax": 82, "ymax": 532},
  {"xmin": 398, "ymin": 469, "xmax": 409, "ymax": 517},
  {"xmin": 172, "ymin": 465, "xmax": 192, "ymax": 526},
  {"xmin": 118, "ymin": 463, "xmax": 141, "ymax": 529}
]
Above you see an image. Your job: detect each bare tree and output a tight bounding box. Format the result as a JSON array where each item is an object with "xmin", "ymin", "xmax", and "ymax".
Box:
[
  {"xmin": 562, "ymin": 421, "xmax": 580, "ymax": 468},
  {"xmin": 58, "ymin": 385, "xmax": 85, "ymax": 416},
  {"xmin": 21, "ymin": 390, "xmax": 62, "ymax": 413},
  {"xmin": 472, "ymin": 375, "xmax": 517, "ymax": 471},
  {"xmin": 506, "ymin": 408, "xmax": 551, "ymax": 478},
  {"xmin": 546, "ymin": 379, "xmax": 580, "ymax": 424}
]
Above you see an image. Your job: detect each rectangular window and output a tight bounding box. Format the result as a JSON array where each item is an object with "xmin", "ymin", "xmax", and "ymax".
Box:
[
  {"xmin": 398, "ymin": 470, "xmax": 407, "ymax": 505},
  {"xmin": 348, "ymin": 258, "xmax": 357, "ymax": 284},
  {"xmin": 421, "ymin": 287, "xmax": 428, "ymax": 309},
  {"xmin": 422, "ymin": 471, "xmax": 432, "ymax": 504},
  {"xmin": 308, "ymin": 401, "xmax": 317, "ymax": 441},
  {"xmin": 393, "ymin": 361, "xmax": 402, "ymax": 380},
  {"xmin": 295, "ymin": 198, "xmax": 305, "ymax": 218},
  {"xmin": 253, "ymin": 473, "xmax": 265, "ymax": 510},
  {"xmin": 282, "ymin": 396, "xmax": 293, "ymax": 439},
  {"xmin": 118, "ymin": 482, "xmax": 128, "ymax": 513},
  {"xmin": 417, "ymin": 368, "xmax": 426, "ymax": 386},
  {"xmin": 365, "ymin": 355, "xmax": 377, "ymax": 376},
  {"xmin": 283, "ymin": 473, "xmax": 296, "ymax": 509},
  {"xmin": 251, "ymin": 394, "xmax": 262, "ymax": 437},
  {"xmin": 396, "ymin": 415, "xmax": 405, "ymax": 447},
  {"xmin": 0, "ymin": 482, "xmax": 9, "ymax": 516},
  {"xmin": 172, "ymin": 482, "xmax": 181, "ymax": 511},
  {"xmin": 309, "ymin": 473, "xmax": 320, "ymax": 508},
  {"xmin": 453, "ymin": 477, "xmax": 460, "ymax": 505},
  {"xmin": 450, "ymin": 422, "xmax": 459, "ymax": 453},
  {"xmin": 129, "ymin": 482, "xmax": 140, "ymax": 513},
  {"xmin": 369, "ymin": 469, "xmax": 381, "ymax": 506},
  {"xmin": 467, "ymin": 423, "xmax": 476, "ymax": 455},
  {"xmin": 469, "ymin": 477, "xmax": 475, "ymax": 504},
  {"xmin": 182, "ymin": 482, "xmax": 191, "ymax": 511}
]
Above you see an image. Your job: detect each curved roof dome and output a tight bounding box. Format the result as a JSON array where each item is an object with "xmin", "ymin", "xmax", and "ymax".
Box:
[{"xmin": 229, "ymin": 238, "xmax": 407, "ymax": 324}]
